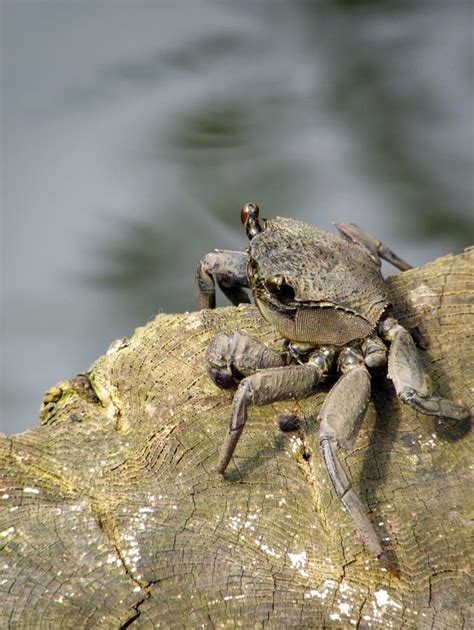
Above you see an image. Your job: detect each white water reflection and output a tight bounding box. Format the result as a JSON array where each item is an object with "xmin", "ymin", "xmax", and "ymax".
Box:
[{"xmin": 2, "ymin": 2, "xmax": 473, "ymax": 433}]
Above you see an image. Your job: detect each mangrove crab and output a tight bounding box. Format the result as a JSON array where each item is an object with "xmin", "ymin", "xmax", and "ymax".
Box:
[{"xmin": 196, "ymin": 203, "xmax": 470, "ymax": 569}]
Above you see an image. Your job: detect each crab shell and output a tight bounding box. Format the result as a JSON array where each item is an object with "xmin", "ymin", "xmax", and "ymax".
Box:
[{"xmin": 247, "ymin": 217, "xmax": 390, "ymax": 346}]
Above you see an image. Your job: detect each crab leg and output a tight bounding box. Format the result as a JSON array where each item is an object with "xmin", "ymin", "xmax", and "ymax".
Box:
[
  {"xmin": 318, "ymin": 363, "xmax": 389, "ymax": 564},
  {"xmin": 381, "ymin": 317, "xmax": 470, "ymax": 420},
  {"xmin": 335, "ymin": 223, "xmax": 412, "ymax": 271},
  {"xmin": 362, "ymin": 334, "xmax": 387, "ymax": 369},
  {"xmin": 218, "ymin": 361, "xmax": 326, "ymax": 474},
  {"xmin": 196, "ymin": 250, "xmax": 250, "ymax": 309}
]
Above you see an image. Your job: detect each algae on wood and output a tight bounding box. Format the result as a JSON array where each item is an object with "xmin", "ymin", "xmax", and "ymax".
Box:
[{"xmin": 0, "ymin": 249, "xmax": 473, "ymax": 629}]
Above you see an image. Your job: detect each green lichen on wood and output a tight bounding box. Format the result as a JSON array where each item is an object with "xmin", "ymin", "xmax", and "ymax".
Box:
[{"xmin": 0, "ymin": 249, "xmax": 473, "ymax": 629}]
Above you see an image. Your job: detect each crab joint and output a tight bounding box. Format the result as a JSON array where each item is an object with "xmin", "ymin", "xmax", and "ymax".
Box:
[
  {"xmin": 338, "ymin": 346, "xmax": 365, "ymax": 373},
  {"xmin": 307, "ymin": 346, "xmax": 336, "ymax": 377}
]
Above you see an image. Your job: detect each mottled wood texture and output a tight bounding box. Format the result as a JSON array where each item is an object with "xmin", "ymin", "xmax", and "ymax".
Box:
[{"xmin": 1, "ymin": 249, "xmax": 472, "ymax": 629}]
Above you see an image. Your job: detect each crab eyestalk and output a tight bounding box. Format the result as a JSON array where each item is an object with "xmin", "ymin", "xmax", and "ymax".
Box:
[{"xmin": 241, "ymin": 202, "xmax": 262, "ymax": 239}]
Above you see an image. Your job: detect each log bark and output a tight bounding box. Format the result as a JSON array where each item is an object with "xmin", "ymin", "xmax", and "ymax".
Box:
[{"xmin": 1, "ymin": 249, "xmax": 473, "ymax": 629}]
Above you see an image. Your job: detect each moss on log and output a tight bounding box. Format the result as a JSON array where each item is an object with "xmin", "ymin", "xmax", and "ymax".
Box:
[{"xmin": 0, "ymin": 249, "xmax": 473, "ymax": 629}]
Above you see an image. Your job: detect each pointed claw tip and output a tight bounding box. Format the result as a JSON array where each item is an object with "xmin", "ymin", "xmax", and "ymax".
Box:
[
  {"xmin": 388, "ymin": 566, "xmax": 401, "ymax": 579},
  {"xmin": 377, "ymin": 552, "xmax": 400, "ymax": 579},
  {"xmin": 217, "ymin": 461, "xmax": 228, "ymax": 476}
]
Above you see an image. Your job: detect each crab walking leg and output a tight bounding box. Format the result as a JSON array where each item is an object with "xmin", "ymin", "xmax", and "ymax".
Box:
[
  {"xmin": 318, "ymin": 365, "xmax": 387, "ymax": 561},
  {"xmin": 335, "ymin": 223, "xmax": 412, "ymax": 271},
  {"xmin": 381, "ymin": 318, "xmax": 470, "ymax": 420},
  {"xmin": 196, "ymin": 250, "xmax": 250, "ymax": 309},
  {"xmin": 217, "ymin": 363, "xmax": 323, "ymax": 474}
]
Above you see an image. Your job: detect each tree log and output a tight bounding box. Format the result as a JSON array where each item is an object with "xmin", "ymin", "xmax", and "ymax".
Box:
[{"xmin": 1, "ymin": 249, "xmax": 473, "ymax": 629}]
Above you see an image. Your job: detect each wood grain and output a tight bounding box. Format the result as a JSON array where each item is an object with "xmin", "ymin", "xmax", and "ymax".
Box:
[{"xmin": 1, "ymin": 249, "xmax": 472, "ymax": 629}]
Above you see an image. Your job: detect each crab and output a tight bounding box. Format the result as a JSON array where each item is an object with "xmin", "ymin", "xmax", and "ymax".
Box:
[{"xmin": 196, "ymin": 202, "xmax": 470, "ymax": 569}]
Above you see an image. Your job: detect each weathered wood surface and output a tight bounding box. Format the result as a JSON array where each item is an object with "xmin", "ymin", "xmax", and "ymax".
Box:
[{"xmin": 1, "ymin": 249, "xmax": 473, "ymax": 629}]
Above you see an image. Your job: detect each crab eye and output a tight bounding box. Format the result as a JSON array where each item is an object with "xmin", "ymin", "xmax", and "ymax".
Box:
[
  {"xmin": 241, "ymin": 202, "xmax": 263, "ymax": 239},
  {"xmin": 265, "ymin": 275, "xmax": 295, "ymax": 302},
  {"xmin": 241, "ymin": 202, "xmax": 259, "ymax": 226},
  {"xmin": 265, "ymin": 274, "xmax": 284, "ymax": 294}
]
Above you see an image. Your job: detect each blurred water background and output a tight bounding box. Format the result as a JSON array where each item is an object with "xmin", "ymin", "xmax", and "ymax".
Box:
[{"xmin": 1, "ymin": 1, "xmax": 473, "ymax": 434}]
